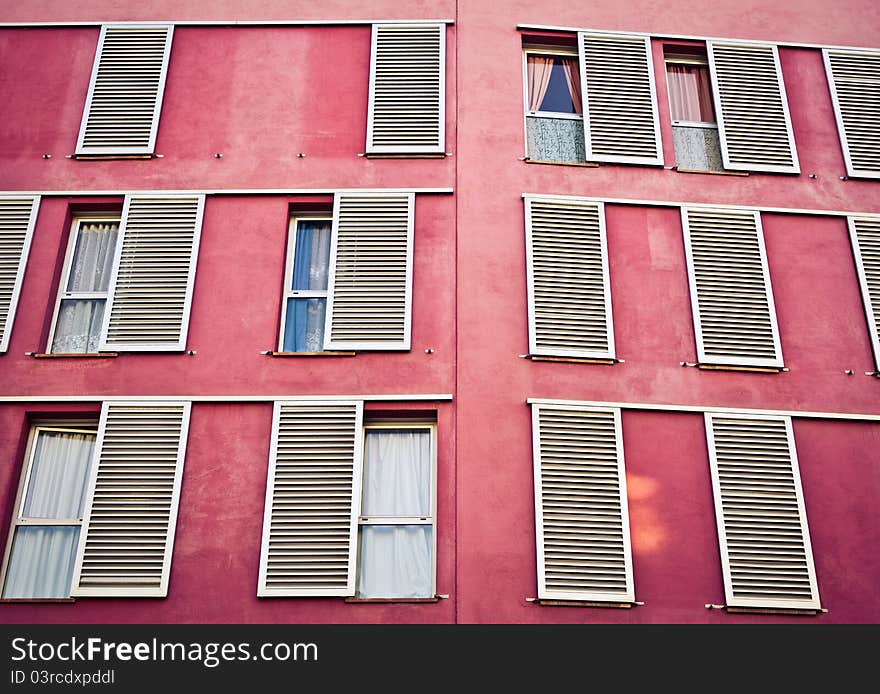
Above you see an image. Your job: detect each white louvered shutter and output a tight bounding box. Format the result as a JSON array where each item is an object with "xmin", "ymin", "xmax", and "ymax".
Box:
[
  {"xmin": 707, "ymin": 42, "xmax": 799, "ymax": 173},
  {"xmin": 258, "ymin": 401, "xmax": 364, "ymax": 597},
  {"xmin": 823, "ymin": 49, "xmax": 880, "ymax": 179},
  {"xmin": 682, "ymin": 208, "xmax": 783, "ymax": 368},
  {"xmin": 366, "ymin": 23, "xmax": 445, "ymax": 154},
  {"xmin": 524, "ymin": 198, "xmax": 615, "ymax": 359},
  {"xmin": 578, "ymin": 33, "xmax": 662, "ymax": 165},
  {"xmin": 99, "ymin": 194, "xmax": 204, "ymax": 352},
  {"xmin": 532, "ymin": 404, "xmax": 635, "ymax": 602},
  {"xmin": 72, "ymin": 401, "xmax": 190, "ymax": 597},
  {"xmin": 324, "ymin": 192, "xmax": 414, "ymax": 350},
  {"xmin": 705, "ymin": 413, "xmax": 820, "ymax": 610},
  {"xmin": 0, "ymin": 196, "xmax": 39, "ymax": 353},
  {"xmin": 76, "ymin": 24, "xmax": 173, "ymax": 155},
  {"xmin": 848, "ymin": 216, "xmax": 880, "ymax": 370}
]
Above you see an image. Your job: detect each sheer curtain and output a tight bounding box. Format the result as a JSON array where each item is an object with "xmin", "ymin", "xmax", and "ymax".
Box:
[
  {"xmin": 2, "ymin": 431, "xmax": 95, "ymax": 599},
  {"xmin": 284, "ymin": 298, "xmax": 327, "ymax": 352},
  {"xmin": 358, "ymin": 430, "xmax": 433, "ymax": 598},
  {"xmin": 51, "ymin": 300, "xmax": 105, "ymax": 354},
  {"xmin": 527, "ymin": 55, "xmax": 554, "ymax": 111},
  {"xmin": 666, "ymin": 64, "xmax": 716, "ymax": 122},
  {"xmin": 284, "ymin": 220, "xmax": 332, "ymax": 352}
]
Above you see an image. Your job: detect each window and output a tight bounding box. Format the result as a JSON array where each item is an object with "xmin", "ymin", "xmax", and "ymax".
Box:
[
  {"xmin": 357, "ymin": 424, "xmax": 436, "ymax": 598},
  {"xmin": 665, "ymin": 49, "xmax": 724, "ymax": 172},
  {"xmin": 258, "ymin": 401, "xmax": 437, "ymax": 599},
  {"xmin": 0, "ymin": 195, "xmax": 40, "ymax": 354},
  {"xmin": 76, "ymin": 24, "xmax": 173, "ymax": 156},
  {"xmin": 523, "ymin": 47, "xmax": 586, "ymax": 163},
  {"xmin": 48, "ymin": 216, "xmax": 120, "ymax": 354},
  {"xmin": 47, "ymin": 195, "xmax": 204, "ymax": 354},
  {"xmin": 279, "ymin": 217, "xmax": 332, "ymax": 353},
  {"xmin": 1, "ymin": 402, "xmax": 190, "ymax": 599},
  {"xmin": 2, "ymin": 423, "xmax": 97, "ymax": 599}
]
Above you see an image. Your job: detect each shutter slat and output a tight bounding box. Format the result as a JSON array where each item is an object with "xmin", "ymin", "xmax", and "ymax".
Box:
[
  {"xmin": 258, "ymin": 401, "xmax": 363, "ymax": 597},
  {"xmin": 824, "ymin": 49, "xmax": 880, "ymax": 178},
  {"xmin": 849, "ymin": 216, "xmax": 880, "ymax": 370},
  {"xmin": 579, "ymin": 33, "xmax": 662, "ymax": 165},
  {"xmin": 100, "ymin": 195, "xmax": 204, "ymax": 351},
  {"xmin": 525, "ymin": 198, "xmax": 615, "ymax": 359},
  {"xmin": 324, "ymin": 193, "xmax": 413, "ymax": 350},
  {"xmin": 71, "ymin": 402, "xmax": 189, "ymax": 597},
  {"xmin": 533, "ymin": 404, "xmax": 635, "ymax": 603},
  {"xmin": 706, "ymin": 414, "xmax": 820, "ymax": 610},
  {"xmin": 76, "ymin": 25, "xmax": 173, "ymax": 154},
  {"xmin": 683, "ymin": 208, "xmax": 783, "ymax": 367},
  {"xmin": 0, "ymin": 196, "xmax": 39, "ymax": 353},
  {"xmin": 708, "ymin": 42, "xmax": 799, "ymax": 173},
  {"xmin": 366, "ymin": 24, "xmax": 445, "ymax": 153}
]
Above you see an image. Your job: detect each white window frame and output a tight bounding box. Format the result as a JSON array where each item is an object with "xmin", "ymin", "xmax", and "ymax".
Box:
[
  {"xmin": 278, "ymin": 215, "xmax": 333, "ymax": 352},
  {"xmin": 75, "ymin": 23, "xmax": 174, "ymax": 156},
  {"xmin": 0, "ymin": 422, "xmax": 98, "ymax": 598},
  {"xmin": 356, "ymin": 421, "xmax": 437, "ymax": 599},
  {"xmin": 46, "ymin": 214, "xmax": 121, "ymax": 354},
  {"xmin": 681, "ymin": 207, "xmax": 784, "ymax": 369},
  {"xmin": 0, "ymin": 195, "xmax": 40, "ymax": 354}
]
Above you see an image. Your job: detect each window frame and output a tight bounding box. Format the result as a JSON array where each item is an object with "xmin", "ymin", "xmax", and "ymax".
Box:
[
  {"xmin": 46, "ymin": 214, "xmax": 121, "ymax": 354},
  {"xmin": 0, "ymin": 422, "xmax": 98, "ymax": 599},
  {"xmin": 663, "ymin": 53, "xmax": 719, "ymax": 128},
  {"xmin": 278, "ymin": 214, "xmax": 333, "ymax": 353},
  {"xmin": 522, "ymin": 47, "xmax": 584, "ymax": 120},
  {"xmin": 356, "ymin": 421, "xmax": 438, "ymax": 599}
]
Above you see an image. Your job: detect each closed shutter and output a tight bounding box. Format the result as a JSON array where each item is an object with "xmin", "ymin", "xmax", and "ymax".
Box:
[
  {"xmin": 0, "ymin": 196, "xmax": 39, "ymax": 353},
  {"xmin": 76, "ymin": 24, "xmax": 173, "ymax": 155},
  {"xmin": 848, "ymin": 216, "xmax": 880, "ymax": 370},
  {"xmin": 258, "ymin": 401, "xmax": 364, "ymax": 597},
  {"xmin": 578, "ymin": 33, "xmax": 662, "ymax": 165},
  {"xmin": 524, "ymin": 197, "xmax": 615, "ymax": 359},
  {"xmin": 682, "ymin": 207, "xmax": 783, "ymax": 368},
  {"xmin": 324, "ymin": 192, "xmax": 414, "ymax": 350},
  {"xmin": 72, "ymin": 401, "xmax": 190, "ymax": 597},
  {"xmin": 100, "ymin": 194, "xmax": 204, "ymax": 352},
  {"xmin": 707, "ymin": 42, "xmax": 799, "ymax": 173},
  {"xmin": 824, "ymin": 49, "xmax": 880, "ymax": 179},
  {"xmin": 705, "ymin": 413, "xmax": 820, "ymax": 610},
  {"xmin": 531, "ymin": 403, "xmax": 635, "ymax": 602},
  {"xmin": 366, "ymin": 23, "xmax": 445, "ymax": 154}
]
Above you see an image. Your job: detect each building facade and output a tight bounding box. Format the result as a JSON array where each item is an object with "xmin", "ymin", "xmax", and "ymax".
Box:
[{"xmin": 0, "ymin": 0, "xmax": 877, "ymax": 623}]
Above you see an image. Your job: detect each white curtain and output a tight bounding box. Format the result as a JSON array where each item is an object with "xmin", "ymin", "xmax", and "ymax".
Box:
[
  {"xmin": 358, "ymin": 430, "xmax": 433, "ymax": 598},
  {"xmin": 51, "ymin": 299, "xmax": 105, "ymax": 354},
  {"xmin": 67, "ymin": 222, "xmax": 118, "ymax": 292},
  {"xmin": 3, "ymin": 431, "xmax": 95, "ymax": 599}
]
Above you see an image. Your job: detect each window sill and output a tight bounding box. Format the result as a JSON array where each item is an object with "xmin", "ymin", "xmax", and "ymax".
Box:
[
  {"xmin": 361, "ymin": 153, "xmax": 449, "ymax": 159},
  {"xmin": 681, "ymin": 361, "xmax": 787, "ymax": 374},
  {"xmin": 527, "ymin": 598, "xmax": 641, "ymax": 609},
  {"xmin": 706, "ymin": 604, "xmax": 825, "ymax": 616},
  {"xmin": 72, "ymin": 153, "xmax": 158, "ymax": 160},
  {"xmin": 344, "ymin": 597, "xmax": 441, "ymax": 604},
  {"xmin": 0, "ymin": 598, "xmax": 76, "ymax": 604},
  {"xmin": 674, "ymin": 166, "xmax": 748, "ymax": 177},
  {"xmin": 527, "ymin": 354, "xmax": 620, "ymax": 365},
  {"xmin": 30, "ymin": 352, "xmax": 118, "ymax": 359},
  {"xmin": 264, "ymin": 351, "xmax": 356, "ymax": 357},
  {"xmin": 523, "ymin": 158, "xmax": 598, "ymax": 168}
]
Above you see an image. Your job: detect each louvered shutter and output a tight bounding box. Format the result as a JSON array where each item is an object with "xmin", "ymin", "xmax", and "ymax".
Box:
[
  {"xmin": 76, "ymin": 24, "xmax": 173, "ymax": 155},
  {"xmin": 258, "ymin": 401, "xmax": 364, "ymax": 597},
  {"xmin": 682, "ymin": 207, "xmax": 783, "ymax": 368},
  {"xmin": 0, "ymin": 196, "xmax": 39, "ymax": 353},
  {"xmin": 99, "ymin": 194, "xmax": 204, "ymax": 351},
  {"xmin": 324, "ymin": 192, "xmax": 414, "ymax": 350},
  {"xmin": 366, "ymin": 23, "xmax": 445, "ymax": 154},
  {"xmin": 848, "ymin": 216, "xmax": 880, "ymax": 370},
  {"xmin": 824, "ymin": 49, "xmax": 880, "ymax": 179},
  {"xmin": 532, "ymin": 404, "xmax": 634, "ymax": 602},
  {"xmin": 71, "ymin": 401, "xmax": 190, "ymax": 597},
  {"xmin": 705, "ymin": 413, "xmax": 820, "ymax": 610},
  {"xmin": 578, "ymin": 33, "xmax": 662, "ymax": 165},
  {"xmin": 524, "ymin": 198, "xmax": 615, "ymax": 359}
]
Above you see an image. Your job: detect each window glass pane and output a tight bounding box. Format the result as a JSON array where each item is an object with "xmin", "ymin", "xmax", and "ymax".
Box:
[
  {"xmin": 283, "ymin": 298, "xmax": 326, "ymax": 352},
  {"xmin": 292, "ymin": 220, "xmax": 332, "ymax": 291},
  {"xmin": 51, "ymin": 299, "xmax": 105, "ymax": 354},
  {"xmin": 2, "ymin": 526, "xmax": 80, "ymax": 599},
  {"xmin": 23, "ymin": 430, "xmax": 96, "ymax": 519},
  {"xmin": 362, "ymin": 430, "xmax": 431, "ymax": 517},
  {"xmin": 66, "ymin": 221, "xmax": 119, "ymax": 292},
  {"xmin": 357, "ymin": 525, "xmax": 432, "ymax": 598},
  {"xmin": 666, "ymin": 63, "xmax": 716, "ymax": 122},
  {"xmin": 527, "ymin": 55, "xmax": 581, "ymax": 114}
]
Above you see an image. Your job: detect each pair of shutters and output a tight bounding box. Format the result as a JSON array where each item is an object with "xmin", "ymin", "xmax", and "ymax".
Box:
[
  {"xmin": 71, "ymin": 401, "xmax": 190, "ymax": 597},
  {"xmin": 531, "ymin": 402, "xmax": 820, "ymax": 609},
  {"xmin": 578, "ymin": 33, "xmax": 799, "ymax": 173}
]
